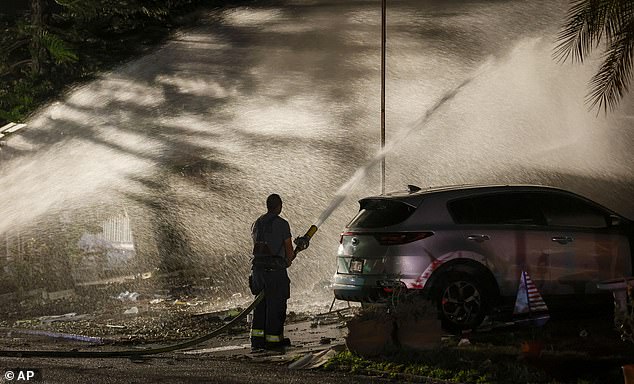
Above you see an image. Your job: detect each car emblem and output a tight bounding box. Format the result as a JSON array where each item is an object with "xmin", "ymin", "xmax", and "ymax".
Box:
[{"xmin": 351, "ymin": 237, "xmax": 359, "ymax": 246}]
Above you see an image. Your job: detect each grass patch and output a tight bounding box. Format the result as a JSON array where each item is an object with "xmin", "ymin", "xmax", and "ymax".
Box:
[
  {"xmin": 324, "ymin": 348, "xmax": 543, "ymax": 384},
  {"xmin": 324, "ymin": 318, "xmax": 634, "ymax": 383}
]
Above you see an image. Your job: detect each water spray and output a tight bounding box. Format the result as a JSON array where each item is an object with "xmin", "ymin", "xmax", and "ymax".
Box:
[
  {"xmin": 306, "ymin": 63, "xmax": 491, "ymax": 235},
  {"xmin": 291, "ymin": 63, "xmax": 491, "ymax": 260}
]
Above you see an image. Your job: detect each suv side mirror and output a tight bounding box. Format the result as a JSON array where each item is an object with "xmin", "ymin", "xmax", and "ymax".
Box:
[{"xmin": 609, "ymin": 214, "xmax": 622, "ymax": 227}]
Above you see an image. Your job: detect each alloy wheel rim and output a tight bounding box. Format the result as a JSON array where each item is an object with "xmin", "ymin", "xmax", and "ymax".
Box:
[{"xmin": 441, "ymin": 280, "xmax": 482, "ymax": 324}]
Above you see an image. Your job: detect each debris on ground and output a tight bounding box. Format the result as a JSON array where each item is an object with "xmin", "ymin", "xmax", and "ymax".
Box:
[
  {"xmin": 0, "ymin": 273, "xmax": 255, "ymax": 344},
  {"xmin": 123, "ymin": 307, "xmax": 139, "ymax": 315},
  {"xmin": 310, "ymin": 307, "xmax": 357, "ymax": 328},
  {"xmin": 183, "ymin": 344, "xmax": 251, "ymax": 354},
  {"xmin": 320, "ymin": 336, "xmax": 334, "ymax": 345},
  {"xmin": 6, "ymin": 329, "xmax": 106, "ymax": 344},
  {"xmin": 115, "ymin": 291, "xmax": 141, "ymax": 302},
  {"xmin": 287, "ymin": 311, "xmax": 310, "ymax": 323},
  {"xmin": 46, "ymin": 289, "xmax": 76, "ymax": 301},
  {"xmin": 39, "ymin": 313, "xmax": 91, "ymax": 324},
  {"xmin": 192, "ymin": 308, "xmax": 243, "ymax": 321},
  {"xmin": 288, "ymin": 347, "xmax": 341, "ymax": 370}
]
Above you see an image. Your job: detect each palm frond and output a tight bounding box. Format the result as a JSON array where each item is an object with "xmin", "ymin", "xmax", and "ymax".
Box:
[
  {"xmin": 603, "ymin": 1, "xmax": 634, "ymax": 42},
  {"xmin": 555, "ymin": 0, "xmax": 634, "ymax": 113},
  {"xmin": 587, "ymin": 19, "xmax": 634, "ymax": 112},
  {"xmin": 554, "ymin": 0, "xmax": 618, "ymax": 63}
]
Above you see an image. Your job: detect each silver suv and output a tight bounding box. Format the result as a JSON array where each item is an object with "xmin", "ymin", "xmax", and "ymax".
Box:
[{"xmin": 332, "ymin": 185, "xmax": 633, "ymax": 330}]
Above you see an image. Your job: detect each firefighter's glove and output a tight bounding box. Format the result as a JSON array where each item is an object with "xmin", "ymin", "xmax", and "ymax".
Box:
[{"xmin": 294, "ymin": 235, "xmax": 310, "ymax": 252}]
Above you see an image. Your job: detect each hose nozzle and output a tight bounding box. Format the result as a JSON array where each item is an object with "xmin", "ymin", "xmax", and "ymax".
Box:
[{"xmin": 293, "ymin": 225, "xmax": 318, "ymax": 254}]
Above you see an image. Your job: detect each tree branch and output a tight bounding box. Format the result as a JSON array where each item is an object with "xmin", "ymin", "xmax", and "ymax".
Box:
[{"xmin": 0, "ymin": 59, "xmax": 33, "ymax": 77}]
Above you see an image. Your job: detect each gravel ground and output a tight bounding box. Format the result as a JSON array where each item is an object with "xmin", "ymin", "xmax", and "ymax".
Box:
[{"xmin": 0, "ymin": 355, "xmax": 394, "ymax": 384}]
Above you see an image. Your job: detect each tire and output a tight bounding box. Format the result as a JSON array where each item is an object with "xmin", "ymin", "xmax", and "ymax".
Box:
[{"xmin": 435, "ymin": 272, "xmax": 490, "ymax": 332}]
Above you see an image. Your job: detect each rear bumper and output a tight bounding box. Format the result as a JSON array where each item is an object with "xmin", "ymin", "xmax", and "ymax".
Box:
[
  {"xmin": 333, "ymin": 283, "xmax": 384, "ymax": 302},
  {"xmin": 332, "ymin": 273, "xmax": 413, "ymax": 302}
]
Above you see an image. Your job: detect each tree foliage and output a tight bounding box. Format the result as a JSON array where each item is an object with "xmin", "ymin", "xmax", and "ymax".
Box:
[
  {"xmin": 1, "ymin": 1, "xmax": 78, "ymax": 78},
  {"xmin": 1, "ymin": 0, "xmax": 201, "ymax": 122},
  {"xmin": 555, "ymin": 0, "xmax": 634, "ymax": 113},
  {"xmin": 56, "ymin": 0, "xmax": 168, "ymax": 20},
  {"xmin": 1, "ymin": 0, "xmax": 196, "ymax": 78}
]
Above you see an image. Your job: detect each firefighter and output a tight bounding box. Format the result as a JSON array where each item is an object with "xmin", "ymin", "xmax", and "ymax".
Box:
[{"xmin": 249, "ymin": 194, "xmax": 306, "ymax": 353}]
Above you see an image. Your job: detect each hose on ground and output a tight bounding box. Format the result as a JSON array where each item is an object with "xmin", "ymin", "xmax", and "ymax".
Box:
[{"xmin": 0, "ymin": 292, "xmax": 264, "ymax": 358}]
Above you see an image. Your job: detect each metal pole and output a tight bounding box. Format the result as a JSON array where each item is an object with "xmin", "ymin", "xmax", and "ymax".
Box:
[
  {"xmin": 380, "ymin": 0, "xmax": 386, "ymax": 195},
  {"xmin": 4, "ymin": 232, "xmax": 8, "ymax": 274}
]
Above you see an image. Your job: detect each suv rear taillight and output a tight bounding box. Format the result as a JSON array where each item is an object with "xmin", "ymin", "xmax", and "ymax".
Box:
[
  {"xmin": 340, "ymin": 231, "xmax": 433, "ymax": 245},
  {"xmin": 340, "ymin": 231, "xmax": 355, "ymax": 243}
]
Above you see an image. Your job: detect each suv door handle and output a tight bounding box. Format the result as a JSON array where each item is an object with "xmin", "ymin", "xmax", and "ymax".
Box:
[
  {"xmin": 467, "ymin": 234, "xmax": 490, "ymax": 242},
  {"xmin": 552, "ymin": 236, "xmax": 573, "ymax": 244}
]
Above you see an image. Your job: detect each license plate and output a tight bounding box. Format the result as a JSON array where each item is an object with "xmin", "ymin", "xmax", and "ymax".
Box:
[{"xmin": 349, "ymin": 259, "xmax": 364, "ymax": 273}]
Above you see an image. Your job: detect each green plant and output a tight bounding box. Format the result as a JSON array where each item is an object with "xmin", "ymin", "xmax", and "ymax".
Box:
[
  {"xmin": 0, "ymin": 76, "xmax": 53, "ymax": 122},
  {"xmin": 324, "ymin": 350, "xmax": 493, "ymax": 383},
  {"xmin": 39, "ymin": 30, "xmax": 78, "ymax": 64}
]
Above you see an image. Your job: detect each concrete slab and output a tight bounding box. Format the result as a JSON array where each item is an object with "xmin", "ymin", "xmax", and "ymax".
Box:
[
  {"xmin": 0, "ymin": 122, "xmax": 16, "ymax": 133},
  {"xmin": 5, "ymin": 123, "xmax": 26, "ymax": 133}
]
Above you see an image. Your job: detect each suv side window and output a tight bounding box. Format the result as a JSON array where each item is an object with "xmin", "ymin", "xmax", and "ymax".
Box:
[
  {"xmin": 449, "ymin": 193, "xmax": 545, "ymax": 226},
  {"xmin": 533, "ymin": 193, "xmax": 608, "ymax": 228}
]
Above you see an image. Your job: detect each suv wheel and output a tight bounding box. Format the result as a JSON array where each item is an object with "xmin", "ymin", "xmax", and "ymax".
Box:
[{"xmin": 436, "ymin": 272, "xmax": 488, "ymax": 332}]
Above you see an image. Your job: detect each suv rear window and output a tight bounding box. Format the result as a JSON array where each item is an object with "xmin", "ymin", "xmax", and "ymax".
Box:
[{"xmin": 348, "ymin": 199, "xmax": 416, "ymax": 228}]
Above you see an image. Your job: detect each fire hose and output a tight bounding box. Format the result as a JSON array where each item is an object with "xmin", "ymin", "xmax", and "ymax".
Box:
[{"xmin": 0, "ymin": 226, "xmax": 319, "ymax": 358}]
